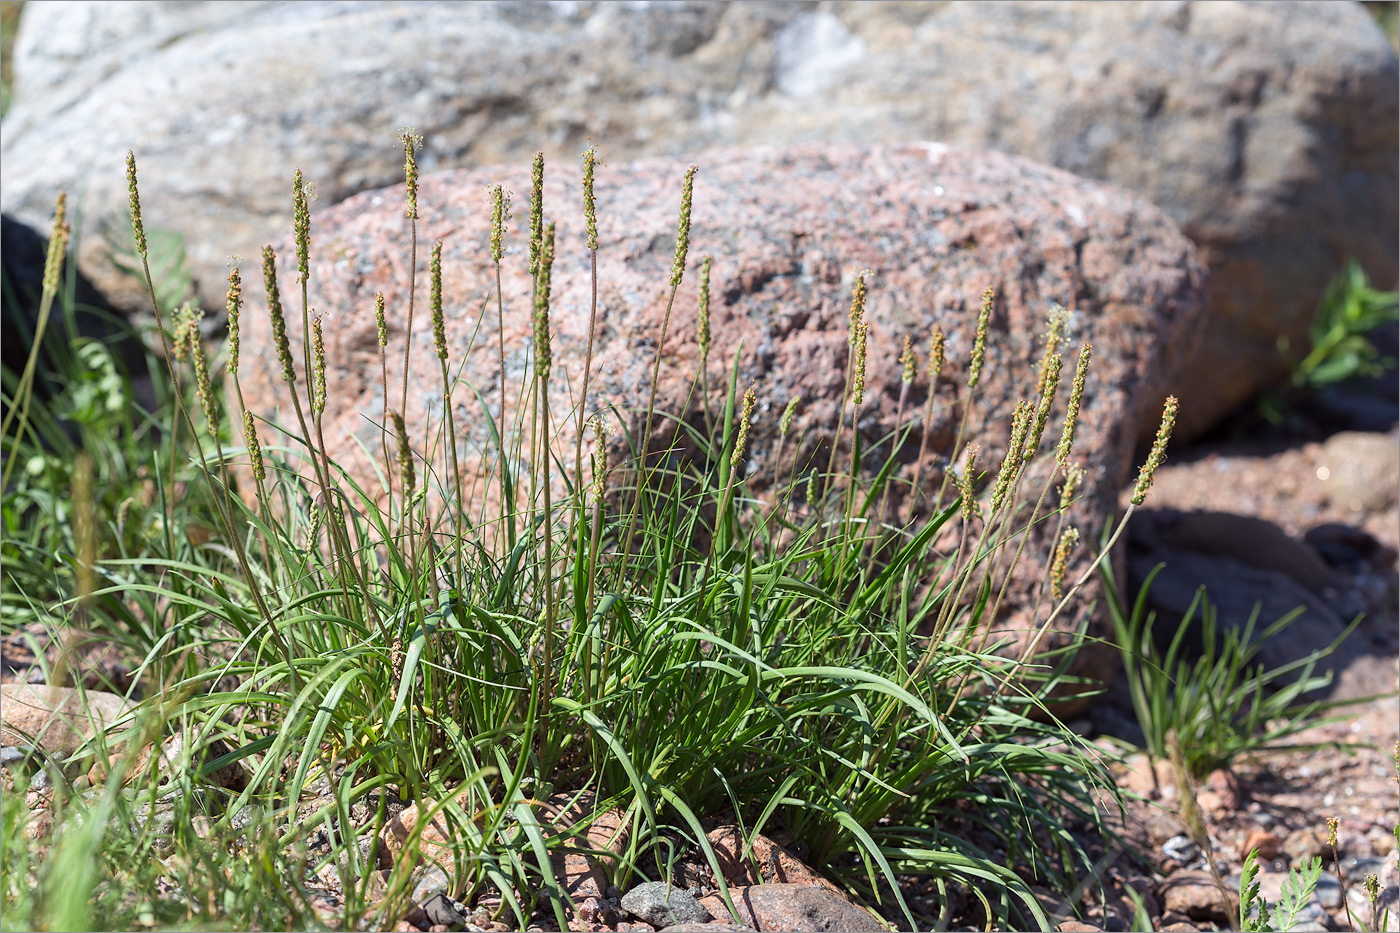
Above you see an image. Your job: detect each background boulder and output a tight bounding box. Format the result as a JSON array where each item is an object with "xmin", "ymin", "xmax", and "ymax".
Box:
[{"xmin": 2, "ymin": 0, "xmax": 1394, "ymax": 439}]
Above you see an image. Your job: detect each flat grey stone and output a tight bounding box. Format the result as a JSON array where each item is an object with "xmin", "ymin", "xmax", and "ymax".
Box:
[{"xmin": 621, "ymin": 881, "xmax": 713, "ymax": 928}]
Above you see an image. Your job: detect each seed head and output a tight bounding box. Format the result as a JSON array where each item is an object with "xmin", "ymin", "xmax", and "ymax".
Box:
[
  {"xmin": 1363, "ymin": 873, "xmax": 1381, "ymax": 905},
  {"xmin": 244, "ymin": 411, "xmax": 265, "ymax": 483},
  {"xmin": 311, "ymin": 315, "xmax": 327, "ymax": 416},
  {"xmin": 1036, "ymin": 304, "xmax": 1072, "ymax": 395},
  {"xmin": 670, "ymin": 165, "xmax": 699, "ymax": 288},
  {"xmin": 225, "ymin": 266, "xmax": 243, "ymax": 376},
  {"xmin": 1024, "ymin": 352, "xmax": 1062, "ymax": 462},
  {"xmin": 262, "ymin": 246, "xmax": 296, "ymax": 384},
  {"xmin": 848, "ymin": 272, "xmax": 869, "ymax": 346},
  {"xmin": 489, "ymin": 184, "xmax": 510, "ymax": 264},
  {"xmin": 1327, "ymin": 816, "xmax": 1339, "ymax": 849},
  {"xmin": 698, "ymin": 256, "xmax": 712, "ymax": 364},
  {"xmin": 900, "ymin": 334, "xmax": 916, "ymax": 385},
  {"xmin": 968, "ymin": 287, "xmax": 994, "ymax": 389},
  {"xmin": 590, "ymin": 414, "xmax": 610, "ymax": 502},
  {"xmin": 533, "ymin": 221, "xmax": 555, "ymax": 381},
  {"xmin": 851, "ymin": 316, "xmax": 869, "ymax": 407},
  {"xmin": 958, "ymin": 443, "xmax": 981, "ymax": 521},
  {"xmin": 430, "ymin": 242, "xmax": 447, "ymax": 360},
  {"xmin": 1131, "ymin": 395, "xmax": 1178, "ymax": 506},
  {"xmin": 399, "ymin": 128, "xmax": 423, "ymax": 220},
  {"xmin": 1059, "ymin": 461, "xmax": 1084, "ymax": 512},
  {"xmin": 991, "ymin": 399, "xmax": 1032, "ymax": 515},
  {"xmin": 731, "ymin": 385, "xmax": 756, "ymax": 468},
  {"xmin": 391, "ymin": 410, "xmax": 415, "ymax": 495},
  {"xmin": 171, "ymin": 303, "xmax": 202, "ymax": 362},
  {"xmin": 190, "ymin": 322, "xmax": 218, "ymax": 430},
  {"xmin": 529, "ymin": 151, "xmax": 545, "ymax": 275},
  {"xmin": 928, "ymin": 324, "xmax": 946, "ymax": 384},
  {"xmin": 293, "ymin": 169, "xmax": 312, "ymax": 281},
  {"xmin": 1057, "ymin": 343, "xmax": 1092, "ymax": 469},
  {"xmin": 1050, "ymin": 525, "xmax": 1080, "ymax": 601},
  {"xmin": 581, "ymin": 143, "xmax": 600, "ymax": 251},
  {"xmin": 125, "ymin": 151, "xmax": 147, "ymax": 257},
  {"xmin": 374, "ymin": 292, "xmax": 388, "ymax": 348},
  {"xmin": 780, "ymin": 396, "xmax": 801, "ymax": 436},
  {"xmin": 42, "ymin": 192, "xmax": 70, "ymax": 297}
]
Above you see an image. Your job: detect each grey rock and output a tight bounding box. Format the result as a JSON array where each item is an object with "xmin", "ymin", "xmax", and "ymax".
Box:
[
  {"xmin": 4, "ymin": 0, "xmax": 1394, "ymax": 440},
  {"xmin": 1162, "ymin": 835, "xmax": 1201, "ymax": 865},
  {"xmin": 0, "ymin": 746, "xmax": 27, "ymax": 768},
  {"xmin": 420, "ymin": 892, "xmax": 467, "ymax": 929},
  {"xmin": 411, "ymin": 865, "xmax": 452, "ymax": 904},
  {"xmin": 27, "ymin": 767, "xmax": 51, "ymax": 793},
  {"xmin": 738, "ymin": 883, "xmax": 883, "ymax": 932},
  {"xmin": 621, "ymin": 881, "xmax": 713, "ymax": 928}
]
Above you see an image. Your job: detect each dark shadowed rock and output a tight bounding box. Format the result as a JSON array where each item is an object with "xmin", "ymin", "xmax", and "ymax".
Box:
[
  {"xmin": 3, "ymin": 1, "xmax": 1391, "ymax": 440},
  {"xmin": 239, "ymin": 142, "xmax": 1204, "ymax": 710}
]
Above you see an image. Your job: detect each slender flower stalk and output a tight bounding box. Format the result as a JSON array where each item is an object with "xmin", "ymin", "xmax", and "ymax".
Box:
[
  {"xmin": 935, "ymin": 288, "xmax": 995, "ymax": 514},
  {"xmin": 909, "ymin": 324, "xmax": 946, "ymax": 516},
  {"xmin": 623, "ymin": 166, "xmax": 698, "ymax": 558},
  {"xmin": 1023, "ymin": 352, "xmax": 1062, "ymax": 462},
  {"xmin": 574, "ymin": 146, "xmax": 605, "ymax": 524},
  {"xmin": 698, "ymin": 255, "xmax": 713, "ymax": 433},
  {"xmin": 488, "ymin": 183, "xmax": 513, "ymax": 549},
  {"xmin": 398, "ymin": 129, "xmax": 423, "ymax": 434}
]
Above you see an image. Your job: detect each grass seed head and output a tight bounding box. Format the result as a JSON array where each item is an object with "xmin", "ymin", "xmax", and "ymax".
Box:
[
  {"xmin": 125, "ymin": 151, "xmax": 147, "ymax": 257},
  {"xmin": 311, "ymin": 315, "xmax": 327, "ymax": 416},
  {"xmin": 928, "ymin": 324, "xmax": 946, "ymax": 383},
  {"xmin": 848, "ymin": 271, "xmax": 869, "ymax": 345},
  {"xmin": 1050, "ymin": 525, "xmax": 1080, "ymax": 601},
  {"xmin": 243, "ymin": 411, "xmax": 265, "ymax": 483},
  {"xmin": 430, "ymin": 242, "xmax": 446, "ymax": 360},
  {"xmin": 1059, "ymin": 461, "xmax": 1084, "ymax": 512},
  {"xmin": 991, "ymin": 399, "xmax": 1032, "ymax": 514},
  {"xmin": 399, "ymin": 128, "xmax": 423, "ymax": 220},
  {"xmin": 191, "ymin": 322, "xmax": 218, "ymax": 430},
  {"xmin": 968, "ymin": 287, "xmax": 994, "ymax": 388},
  {"xmin": 42, "ymin": 192, "xmax": 70, "ymax": 297},
  {"xmin": 1024, "ymin": 352, "xmax": 1062, "ymax": 462},
  {"xmin": 581, "ymin": 144, "xmax": 599, "ymax": 251},
  {"xmin": 671, "ymin": 165, "xmax": 699, "ymax": 288},
  {"xmin": 293, "ymin": 169, "xmax": 312, "ymax": 281},
  {"xmin": 780, "ymin": 396, "xmax": 801, "ymax": 436},
  {"xmin": 1036, "ymin": 304, "xmax": 1072, "ymax": 395},
  {"xmin": 1132, "ymin": 395, "xmax": 1178, "ymax": 505},
  {"xmin": 489, "ymin": 184, "xmax": 511, "ymax": 264},
  {"xmin": 392, "ymin": 410, "xmax": 415, "ymax": 495},
  {"xmin": 529, "ymin": 151, "xmax": 545, "ymax": 275},
  {"xmin": 374, "ymin": 292, "xmax": 388, "ymax": 348},
  {"xmin": 1057, "ymin": 343, "xmax": 1092, "ymax": 469},
  {"xmin": 958, "ymin": 443, "xmax": 981, "ymax": 521},
  {"xmin": 851, "ymin": 316, "xmax": 870, "ymax": 407},
  {"xmin": 900, "ymin": 334, "xmax": 916, "ymax": 385},
  {"xmin": 1327, "ymin": 816, "xmax": 1339, "ymax": 848},
  {"xmin": 698, "ymin": 256, "xmax": 712, "ymax": 364},
  {"xmin": 262, "ymin": 246, "xmax": 296, "ymax": 384},
  {"xmin": 225, "ymin": 266, "xmax": 242, "ymax": 376},
  {"xmin": 533, "ymin": 221, "xmax": 555, "ymax": 380},
  {"xmin": 732, "ymin": 385, "xmax": 756, "ymax": 468}
]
